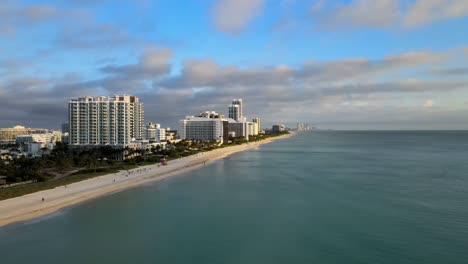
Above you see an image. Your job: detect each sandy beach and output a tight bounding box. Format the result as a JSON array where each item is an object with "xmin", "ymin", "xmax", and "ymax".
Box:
[{"xmin": 0, "ymin": 133, "xmax": 293, "ymax": 227}]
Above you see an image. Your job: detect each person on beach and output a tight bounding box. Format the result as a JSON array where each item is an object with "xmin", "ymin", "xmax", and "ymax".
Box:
[{"xmin": 42, "ymin": 198, "xmax": 44, "ymax": 202}]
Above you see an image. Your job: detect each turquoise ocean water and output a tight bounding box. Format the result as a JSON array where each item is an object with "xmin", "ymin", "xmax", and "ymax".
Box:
[{"xmin": 1, "ymin": 131, "xmax": 468, "ymax": 263}]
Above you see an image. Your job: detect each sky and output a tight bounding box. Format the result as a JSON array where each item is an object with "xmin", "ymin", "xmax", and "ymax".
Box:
[{"xmin": 0, "ymin": 0, "xmax": 467, "ymax": 130}]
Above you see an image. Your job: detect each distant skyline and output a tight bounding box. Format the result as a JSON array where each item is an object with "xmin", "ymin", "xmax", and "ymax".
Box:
[{"xmin": 0, "ymin": 0, "xmax": 467, "ymax": 130}]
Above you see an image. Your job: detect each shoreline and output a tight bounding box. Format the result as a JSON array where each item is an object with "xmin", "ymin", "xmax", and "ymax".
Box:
[{"xmin": 0, "ymin": 133, "xmax": 294, "ymax": 227}]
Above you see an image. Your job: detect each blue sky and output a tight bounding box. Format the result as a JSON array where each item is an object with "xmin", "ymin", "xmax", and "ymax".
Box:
[{"xmin": 0, "ymin": 0, "xmax": 467, "ymax": 129}]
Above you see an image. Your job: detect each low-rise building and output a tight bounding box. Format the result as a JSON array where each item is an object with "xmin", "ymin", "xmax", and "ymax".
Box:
[
  {"xmin": 272, "ymin": 124, "xmax": 286, "ymax": 133},
  {"xmin": 15, "ymin": 132, "xmax": 60, "ymax": 156},
  {"xmin": 25, "ymin": 142, "xmax": 43, "ymax": 156},
  {"xmin": 140, "ymin": 141, "xmax": 167, "ymax": 151},
  {"xmin": 51, "ymin": 130, "xmax": 62, "ymax": 143},
  {"xmin": 145, "ymin": 122, "xmax": 166, "ymax": 142},
  {"xmin": 16, "ymin": 133, "xmax": 53, "ymax": 145},
  {"xmin": 227, "ymin": 119, "xmax": 249, "ymax": 140},
  {"xmin": 0, "ymin": 126, "xmax": 49, "ymax": 144},
  {"xmin": 165, "ymin": 129, "xmax": 178, "ymax": 141}
]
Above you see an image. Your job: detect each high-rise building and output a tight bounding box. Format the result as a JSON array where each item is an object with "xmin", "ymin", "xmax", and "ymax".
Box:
[
  {"xmin": 61, "ymin": 123, "xmax": 70, "ymax": 134},
  {"xmin": 228, "ymin": 99, "xmax": 243, "ymax": 121},
  {"xmin": 180, "ymin": 111, "xmax": 228, "ymax": 143},
  {"xmin": 68, "ymin": 95, "xmax": 144, "ymax": 146},
  {"xmin": 227, "ymin": 99, "xmax": 259, "ymax": 139},
  {"xmin": 247, "ymin": 122, "xmax": 258, "ymax": 136},
  {"xmin": 228, "ymin": 105, "xmax": 240, "ymax": 122},
  {"xmin": 232, "ymin": 99, "xmax": 243, "ymax": 116},
  {"xmin": 252, "ymin": 117, "xmax": 261, "ymax": 132},
  {"xmin": 247, "ymin": 122, "xmax": 259, "ymax": 136}
]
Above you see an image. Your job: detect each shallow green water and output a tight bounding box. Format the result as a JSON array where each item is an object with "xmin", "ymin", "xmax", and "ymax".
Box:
[{"xmin": 1, "ymin": 131, "xmax": 468, "ymax": 263}]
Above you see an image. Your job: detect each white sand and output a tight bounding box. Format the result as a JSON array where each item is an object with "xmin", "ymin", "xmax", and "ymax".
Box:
[{"xmin": 0, "ymin": 133, "xmax": 293, "ymax": 227}]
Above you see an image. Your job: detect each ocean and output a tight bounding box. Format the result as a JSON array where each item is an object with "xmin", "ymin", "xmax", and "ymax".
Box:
[{"xmin": 1, "ymin": 131, "xmax": 468, "ymax": 264}]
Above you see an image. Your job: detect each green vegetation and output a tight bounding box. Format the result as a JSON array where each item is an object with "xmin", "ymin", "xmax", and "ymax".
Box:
[
  {"xmin": 0, "ymin": 131, "xmax": 289, "ymax": 200},
  {"xmin": 0, "ymin": 165, "xmax": 138, "ymax": 201}
]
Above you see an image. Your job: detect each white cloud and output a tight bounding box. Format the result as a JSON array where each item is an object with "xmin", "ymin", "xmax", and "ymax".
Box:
[
  {"xmin": 160, "ymin": 59, "xmax": 294, "ymax": 89},
  {"xmin": 312, "ymin": 0, "xmax": 468, "ymax": 30},
  {"xmin": 0, "ymin": 25, "xmax": 15, "ymax": 36},
  {"xmin": 310, "ymin": 0, "xmax": 326, "ymax": 14},
  {"xmin": 316, "ymin": 0, "xmax": 400, "ymax": 29},
  {"xmin": 298, "ymin": 50, "xmax": 446, "ymax": 83},
  {"xmin": 23, "ymin": 5, "xmax": 57, "ymax": 20},
  {"xmin": 0, "ymin": 4, "xmax": 89, "ymax": 31},
  {"xmin": 382, "ymin": 51, "xmax": 446, "ymax": 67},
  {"xmin": 405, "ymin": 0, "xmax": 468, "ymax": 28},
  {"xmin": 212, "ymin": 0, "xmax": 265, "ymax": 34},
  {"xmin": 1, "ymin": 44, "xmax": 467, "ymax": 129},
  {"xmin": 100, "ymin": 47, "xmax": 172, "ymax": 79}
]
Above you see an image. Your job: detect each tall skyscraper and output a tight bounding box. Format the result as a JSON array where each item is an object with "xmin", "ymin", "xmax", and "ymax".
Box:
[
  {"xmin": 232, "ymin": 99, "xmax": 243, "ymax": 117},
  {"xmin": 228, "ymin": 98, "xmax": 243, "ymax": 121},
  {"xmin": 228, "ymin": 105, "xmax": 240, "ymax": 122},
  {"xmin": 68, "ymin": 95, "xmax": 144, "ymax": 146}
]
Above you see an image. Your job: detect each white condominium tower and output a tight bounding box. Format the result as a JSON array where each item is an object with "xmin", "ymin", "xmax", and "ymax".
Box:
[
  {"xmin": 68, "ymin": 95, "xmax": 144, "ymax": 146},
  {"xmin": 228, "ymin": 98, "xmax": 243, "ymax": 121}
]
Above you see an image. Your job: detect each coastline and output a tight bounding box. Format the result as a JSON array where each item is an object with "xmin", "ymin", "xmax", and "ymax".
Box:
[{"xmin": 0, "ymin": 133, "xmax": 294, "ymax": 227}]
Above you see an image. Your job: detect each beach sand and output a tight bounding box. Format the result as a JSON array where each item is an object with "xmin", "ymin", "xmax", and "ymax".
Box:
[{"xmin": 0, "ymin": 133, "xmax": 293, "ymax": 227}]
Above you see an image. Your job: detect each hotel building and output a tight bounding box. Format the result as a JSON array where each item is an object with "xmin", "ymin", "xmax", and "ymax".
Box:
[
  {"xmin": 180, "ymin": 111, "xmax": 228, "ymax": 143},
  {"xmin": 68, "ymin": 95, "xmax": 144, "ymax": 146}
]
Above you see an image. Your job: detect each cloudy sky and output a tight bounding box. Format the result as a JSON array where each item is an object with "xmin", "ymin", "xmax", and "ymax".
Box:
[{"xmin": 0, "ymin": 0, "xmax": 467, "ymax": 130}]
